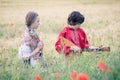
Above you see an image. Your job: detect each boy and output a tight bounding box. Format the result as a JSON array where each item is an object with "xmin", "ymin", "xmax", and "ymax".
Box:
[{"xmin": 55, "ymin": 11, "xmax": 97, "ymax": 55}]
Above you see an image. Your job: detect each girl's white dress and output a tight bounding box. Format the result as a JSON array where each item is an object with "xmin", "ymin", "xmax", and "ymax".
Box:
[{"xmin": 18, "ymin": 27, "xmax": 42, "ymax": 66}]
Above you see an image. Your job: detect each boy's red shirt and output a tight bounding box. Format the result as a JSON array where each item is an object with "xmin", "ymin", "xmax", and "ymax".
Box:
[{"xmin": 55, "ymin": 26, "xmax": 90, "ymax": 55}]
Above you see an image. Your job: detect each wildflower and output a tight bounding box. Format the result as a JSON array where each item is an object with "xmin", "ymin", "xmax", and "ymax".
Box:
[
  {"xmin": 55, "ymin": 72, "xmax": 61, "ymax": 78},
  {"xmin": 62, "ymin": 23, "xmax": 65, "ymax": 27},
  {"xmin": 77, "ymin": 73, "xmax": 89, "ymax": 80},
  {"xmin": 10, "ymin": 22, "xmax": 14, "ymax": 27},
  {"xmin": 98, "ymin": 61, "xmax": 106, "ymax": 71},
  {"xmin": 70, "ymin": 70, "xmax": 77, "ymax": 80},
  {"xmin": 35, "ymin": 74, "xmax": 42, "ymax": 80},
  {"xmin": 98, "ymin": 45, "xmax": 103, "ymax": 48},
  {"xmin": 5, "ymin": 36, "xmax": 8, "ymax": 40},
  {"xmin": 107, "ymin": 67, "xmax": 111, "ymax": 72},
  {"xmin": 13, "ymin": 29, "xmax": 16, "ymax": 33}
]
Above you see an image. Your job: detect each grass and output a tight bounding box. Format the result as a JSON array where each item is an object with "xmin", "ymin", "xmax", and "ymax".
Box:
[{"xmin": 0, "ymin": 0, "xmax": 120, "ymax": 80}]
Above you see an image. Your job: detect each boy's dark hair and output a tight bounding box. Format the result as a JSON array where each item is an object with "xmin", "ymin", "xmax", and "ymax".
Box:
[
  {"xmin": 67, "ymin": 11, "xmax": 84, "ymax": 26},
  {"xmin": 25, "ymin": 11, "xmax": 38, "ymax": 28}
]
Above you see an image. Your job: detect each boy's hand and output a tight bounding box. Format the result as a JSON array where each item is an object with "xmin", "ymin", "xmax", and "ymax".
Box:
[
  {"xmin": 70, "ymin": 46, "xmax": 82, "ymax": 53},
  {"xmin": 89, "ymin": 46, "xmax": 99, "ymax": 52}
]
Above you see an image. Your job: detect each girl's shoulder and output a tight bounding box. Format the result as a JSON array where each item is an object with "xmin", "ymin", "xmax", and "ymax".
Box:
[
  {"xmin": 24, "ymin": 31, "xmax": 32, "ymax": 39},
  {"xmin": 20, "ymin": 31, "xmax": 31, "ymax": 44}
]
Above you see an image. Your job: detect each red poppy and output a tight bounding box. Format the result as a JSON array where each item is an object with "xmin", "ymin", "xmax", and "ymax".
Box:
[
  {"xmin": 35, "ymin": 74, "xmax": 42, "ymax": 80},
  {"xmin": 5, "ymin": 36, "xmax": 8, "ymax": 40},
  {"xmin": 98, "ymin": 45, "xmax": 103, "ymax": 48},
  {"xmin": 98, "ymin": 61, "xmax": 106, "ymax": 71},
  {"xmin": 107, "ymin": 67, "xmax": 111, "ymax": 72},
  {"xmin": 55, "ymin": 72, "xmax": 61, "ymax": 78},
  {"xmin": 13, "ymin": 29, "xmax": 16, "ymax": 33},
  {"xmin": 21, "ymin": 34, "xmax": 24, "ymax": 38},
  {"xmin": 10, "ymin": 22, "xmax": 14, "ymax": 27},
  {"xmin": 70, "ymin": 70, "xmax": 77, "ymax": 80},
  {"xmin": 62, "ymin": 23, "xmax": 65, "ymax": 27},
  {"xmin": 77, "ymin": 73, "xmax": 89, "ymax": 80}
]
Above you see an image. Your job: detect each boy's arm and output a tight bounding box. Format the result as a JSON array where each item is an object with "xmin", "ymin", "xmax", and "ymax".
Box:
[
  {"xmin": 83, "ymin": 30, "xmax": 90, "ymax": 49},
  {"xmin": 59, "ymin": 37, "xmax": 110, "ymax": 53},
  {"xmin": 55, "ymin": 29, "xmax": 71, "ymax": 55}
]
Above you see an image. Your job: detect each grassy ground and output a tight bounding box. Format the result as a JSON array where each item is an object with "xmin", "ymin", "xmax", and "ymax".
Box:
[{"xmin": 0, "ymin": 0, "xmax": 120, "ymax": 80}]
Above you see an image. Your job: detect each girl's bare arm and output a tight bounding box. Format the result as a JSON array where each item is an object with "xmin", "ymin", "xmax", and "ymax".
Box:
[{"xmin": 29, "ymin": 41, "xmax": 44, "ymax": 58}]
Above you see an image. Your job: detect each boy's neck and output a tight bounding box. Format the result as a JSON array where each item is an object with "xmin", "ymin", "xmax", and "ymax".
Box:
[{"xmin": 69, "ymin": 25, "xmax": 78, "ymax": 30}]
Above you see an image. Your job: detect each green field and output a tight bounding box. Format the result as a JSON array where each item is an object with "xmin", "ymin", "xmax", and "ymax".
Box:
[{"xmin": 0, "ymin": 0, "xmax": 120, "ymax": 80}]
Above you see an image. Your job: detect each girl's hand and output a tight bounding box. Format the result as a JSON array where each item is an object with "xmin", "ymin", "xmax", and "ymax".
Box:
[
  {"xmin": 70, "ymin": 46, "xmax": 82, "ymax": 53},
  {"xmin": 37, "ymin": 41, "xmax": 44, "ymax": 50},
  {"xmin": 23, "ymin": 56, "xmax": 30, "ymax": 60}
]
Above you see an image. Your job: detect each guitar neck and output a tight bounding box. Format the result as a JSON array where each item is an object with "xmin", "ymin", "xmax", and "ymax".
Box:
[{"xmin": 82, "ymin": 47, "xmax": 110, "ymax": 52}]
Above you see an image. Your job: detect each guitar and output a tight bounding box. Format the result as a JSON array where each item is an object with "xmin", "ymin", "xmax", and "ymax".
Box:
[{"xmin": 60, "ymin": 36, "xmax": 110, "ymax": 59}]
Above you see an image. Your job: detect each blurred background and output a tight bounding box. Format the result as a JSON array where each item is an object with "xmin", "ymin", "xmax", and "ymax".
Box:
[{"xmin": 0, "ymin": 0, "xmax": 120, "ymax": 80}]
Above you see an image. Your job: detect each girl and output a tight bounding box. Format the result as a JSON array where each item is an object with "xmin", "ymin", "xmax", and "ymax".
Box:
[{"xmin": 18, "ymin": 11, "xmax": 44, "ymax": 66}]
